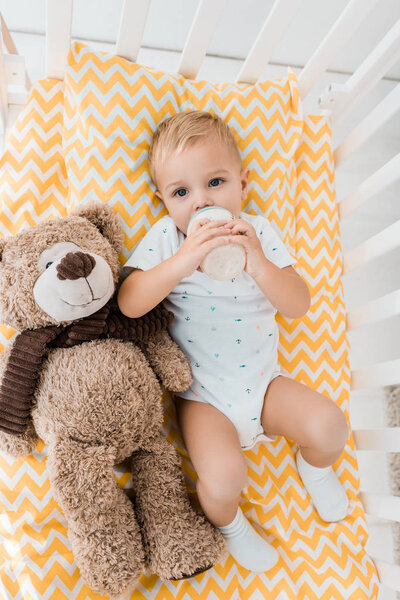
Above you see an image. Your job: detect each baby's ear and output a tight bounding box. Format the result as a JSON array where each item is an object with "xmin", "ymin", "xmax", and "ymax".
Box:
[
  {"xmin": 155, "ymin": 189, "xmax": 163, "ymax": 201},
  {"xmin": 240, "ymin": 168, "xmax": 250, "ymax": 199}
]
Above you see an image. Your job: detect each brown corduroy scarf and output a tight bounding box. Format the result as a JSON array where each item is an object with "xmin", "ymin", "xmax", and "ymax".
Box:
[{"xmin": 0, "ymin": 297, "xmax": 173, "ymax": 436}]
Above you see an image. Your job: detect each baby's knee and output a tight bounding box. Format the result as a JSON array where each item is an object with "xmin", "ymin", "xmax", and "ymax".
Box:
[
  {"xmin": 307, "ymin": 403, "xmax": 349, "ymax": 452},
  {"xmin": 197, "ymin": 456, "xmax": 248, "ymax": 501}
]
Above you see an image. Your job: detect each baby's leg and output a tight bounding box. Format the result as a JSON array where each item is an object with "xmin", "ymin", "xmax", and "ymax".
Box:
[
  {"xmin": 174, "ymin": 396, "xmax": 279, "ymax": 572},
  {"xmin": 261, "ymin": 376, "xmax": 350, "ymax": 521},
  {"xmin": 174, "ymin": 396, "xmax": 247, "ymax": 527},
  {"xmin": 261, "ymin": 376, "xmax": 349, "ymax": 467}
]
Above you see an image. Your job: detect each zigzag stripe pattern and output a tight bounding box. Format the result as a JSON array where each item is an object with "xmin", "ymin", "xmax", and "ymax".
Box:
[
  {"xmin": 0, "ymin": 42, "xmax": 379, "ymax": 599},
  {"xmin": 63, "ymin": 43, "xmax": 302, "ymax": 262}
]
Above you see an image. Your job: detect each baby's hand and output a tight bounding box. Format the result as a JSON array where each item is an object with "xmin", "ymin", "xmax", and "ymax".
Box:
[
  {"xmin": 174, "ymin": 219, "xmax": 231, "ymax": 278},
  {"xmin": 224, "ymin": 219, "xmax": 265, "ymax": 279},
  {"xmin": 189, "ymin": 218, "xmax": 210, "ymax": 271}
]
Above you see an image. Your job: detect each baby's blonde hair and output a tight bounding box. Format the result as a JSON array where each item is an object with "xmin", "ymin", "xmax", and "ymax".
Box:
[{"xmin": 148, "ymin": 110, "xmax": 242, "ymax": 188}]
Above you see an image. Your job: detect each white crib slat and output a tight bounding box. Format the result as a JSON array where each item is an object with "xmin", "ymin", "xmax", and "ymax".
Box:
[
  {"xmin": 343, "ymin": 219, "xmax": 400, "ymax": 274},
  {"xmin": 353, "ymin": 428, "xmax": 400, "ymax": 451},
  {"xmin": 347, "ymin": 290, "xmax": 400, "ymax": 331},
  {"xmin": 115, "ymin": 0, "xmax": 151, "ymax": 62},
  {"xmin": 334, "ymin": 82, "xmax": 400, "ymax": 166},
  {"xmin": 235, "ymin": 0, "xmax": 301, "ymax": 84},
  {"xmin": 371, "ymin": 558, "xmax": 400, "ymax": 593},
  {"xmin": 297, "ymin": 0, "xmax": 380, "ymax": 100},
  {"xmin": 318, "ymin": 18, "xmax": 400, "ymax": 125},
  {"xmin": 351, "ymin": 359, "xmax": 400, "ymax": 390},
  {"xmin": 176, "ymin": 0, "xmax": 228, "ymax": 79},
  {"xmin": 338, "ymin": 152, "xmax": 400, "ymax": 220},
  {"xmin": 0, "ymin": 28, "xmax": 8, "ymax": 134},
  {"xmin": 46, "ymin": 0, "xmax": 73, "ymax": 80},
  {"xmin": 360, "ymin": 492, "xmax": 400, "ymax": 523}
]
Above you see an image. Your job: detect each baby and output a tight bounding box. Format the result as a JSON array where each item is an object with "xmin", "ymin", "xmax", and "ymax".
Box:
[{"xmin": 118, "ymin": 110, "xmax": 350, "ymax": 573}]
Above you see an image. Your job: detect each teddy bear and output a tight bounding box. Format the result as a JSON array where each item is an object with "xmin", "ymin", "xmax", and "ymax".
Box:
[{"xmin": 0, "ymin": 202, "xmax": 227, "ymax": 598}]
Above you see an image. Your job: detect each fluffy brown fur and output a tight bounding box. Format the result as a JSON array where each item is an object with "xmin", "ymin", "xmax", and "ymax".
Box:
[{"xmin": 0, "ymin": 203, "xmax": 227, "ymax": 598}]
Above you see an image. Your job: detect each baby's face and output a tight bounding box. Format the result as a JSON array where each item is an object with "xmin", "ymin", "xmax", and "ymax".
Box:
[{"xmin": 155, "ymin": 137, "xmax": 249, "ymax": 236}]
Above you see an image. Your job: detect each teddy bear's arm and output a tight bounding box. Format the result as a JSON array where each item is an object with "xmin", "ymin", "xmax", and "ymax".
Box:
[{"xmin": 137, "ymin": 329, "xmax": 193, "ymax": 392}]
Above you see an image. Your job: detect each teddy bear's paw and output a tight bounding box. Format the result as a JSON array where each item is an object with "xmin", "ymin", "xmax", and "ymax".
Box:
[
  {"xmin": 0, "ymin": 423, "xmax": 39, "ymax": 458},
  {"xmin": 158, "ymin": 352, "xmax": 193, "ymax": 393},
  {"xmin": 148, "ymin": 512, "xmax": 228, "ymax": 581},
  {"xmin": 68, "ymin": 518, "xmax": 145, "ymax": 597},
  {"xmin": 161, "ymin": 362, "xmax": 193, "ymax": 393},
  {"xmin": 140, "ymin": 329, "xmax": 193, "ymax": 392}
]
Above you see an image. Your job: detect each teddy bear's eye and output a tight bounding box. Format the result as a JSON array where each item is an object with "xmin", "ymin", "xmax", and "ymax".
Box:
[{"xmin": 45, "ymin": 262, "xmax": 53, "ymax": 269}]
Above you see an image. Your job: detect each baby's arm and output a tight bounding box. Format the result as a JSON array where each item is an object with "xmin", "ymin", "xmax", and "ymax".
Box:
[
  {"xmin": 118, "ymin": 219, "xmax": 232, "ymax": 318},
  {"xmin": 118, "ymin": 256, "xmax": 184, "ymax": 318}
]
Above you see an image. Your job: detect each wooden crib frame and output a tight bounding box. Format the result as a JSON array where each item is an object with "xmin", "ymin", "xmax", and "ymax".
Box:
[{"xmin": 0, "ymin": 0, "xmax": 399, "ymax": 595}]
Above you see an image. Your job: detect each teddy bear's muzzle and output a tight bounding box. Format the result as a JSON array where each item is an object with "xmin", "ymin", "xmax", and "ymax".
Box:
[{"xmin": 56, "ymin": 251, "xmax": 96, "ymax": 281}]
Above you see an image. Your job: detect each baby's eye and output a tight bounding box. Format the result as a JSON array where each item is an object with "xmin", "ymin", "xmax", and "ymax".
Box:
[
  {"xmin": 174, "ymin": 188, "xmax": 187, "ymax": 197},
  {"xmin": 209, "ymin": 178, "xmax": 223, "ymax": 187}
]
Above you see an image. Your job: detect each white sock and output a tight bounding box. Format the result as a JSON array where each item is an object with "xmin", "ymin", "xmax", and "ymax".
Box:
[
  {"xmin": 296, "ymin": 449, "xmax": 349, "ymax": 522},
  {"xmin": 218, "ymin": 506, "xmax": 279, "ymax": 572}
]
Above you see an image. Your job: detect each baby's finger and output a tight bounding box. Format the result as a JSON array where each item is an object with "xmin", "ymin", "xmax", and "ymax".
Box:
[
  {"xmin": 190, "ymin": 217, "xmax": 212, "ymax": 232},
  {"xmin": 190, "ymin": 218, "xmax": 228, "ymax": 235},
  {"xmin": 197, "ymin": 225, "xmax": 231, "ymax": 243},
  {"xmin": 229, "ymin": 225, "xmax": 248, "ymax": 236},
  {"xmin": 201, "ymin": 219, "xmax": 231, "ymax": 228},
  {"xmin": 205, "ymin": 233, "xmax": 232, "ymax": 250}
]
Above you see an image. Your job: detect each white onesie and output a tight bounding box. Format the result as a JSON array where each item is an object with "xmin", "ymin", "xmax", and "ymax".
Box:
[{"xmin": 125, "ymin": 212, "xmax": 297, "ymax": 450}]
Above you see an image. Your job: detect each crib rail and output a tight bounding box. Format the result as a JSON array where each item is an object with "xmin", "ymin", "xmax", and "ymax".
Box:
[
  {"xmin": 297, "ymin": 0, "xmax": 380, "ymax": 99},
  {"xmin": 339, "ymin": 153, "xmax": 400, "ymax": 220},
  {"xmin": 334, "ymin": 82, "xmax": 400, "ymax": 166},
  {"xmin": 354, "ymin": 429, "xmax": 400, "ymax": 452},
  {"xmin": 347, "ymin": 290, "xmax": 400, "ymax": 331},
  {"xmin": 235, "ymin": 0, "xmax": 302, "ymax": 84},
  {"xmin": 319, "ymin": 18, "xmax": 400, "ymax": 125},
  {"xmin": 361, "ymin": 493, "xmax": 400, "ymax": 523},
  {"xmin": 116, "ymin": 0, "xmax": 150, "ymax": 63},
  {"xmin": 343, "ymin": 220, "xmax": 400, "ymax": 274},
  {"xmin": 352, "ymin": 360, "xmax": 400, "ymax": 390},
  {"xmin": 177, "ymin": 0, "xmax": 228, "ymax": 79},
  {"xmin": 1, "ymin": 0, "xmax": 399, "ymax": 593},
  {"xmin": 45, "ymin": 0, "xmax": 72, "ymax": 80},
  {"xmin": 333, "ymin": 11, "xmax": 400, "ymax": 587}
]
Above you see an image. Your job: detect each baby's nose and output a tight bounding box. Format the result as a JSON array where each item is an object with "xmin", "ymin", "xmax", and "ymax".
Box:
[{"xmin": 195, "ymin": 200, "xmax": 213, "ymax": 212}]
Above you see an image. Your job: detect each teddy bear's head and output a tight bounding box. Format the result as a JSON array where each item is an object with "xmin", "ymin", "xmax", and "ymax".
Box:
[{"xmin": 0, "ymin": 202, "xmax": 124, "ymax": 331}]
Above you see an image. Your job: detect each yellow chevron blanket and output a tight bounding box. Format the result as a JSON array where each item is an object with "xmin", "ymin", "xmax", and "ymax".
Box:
[{"xmin": 0, "ymin": 42, "xmax": 379, "ymax": 599}]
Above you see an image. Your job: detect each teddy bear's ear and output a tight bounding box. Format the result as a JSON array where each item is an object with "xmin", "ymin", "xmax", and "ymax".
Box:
[{"xmin": 70, "ymin": 202, "xmax": 125, "ymax": 254}]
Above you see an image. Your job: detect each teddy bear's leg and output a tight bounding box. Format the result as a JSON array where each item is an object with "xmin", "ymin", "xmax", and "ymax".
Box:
[
  {"xmin": 131, "ymin": 431, "xmax": 227, "ymax": 581},
  {"xmin": 47, "ymin": 437, "xmax": 145, "ymax": 597},
  {"xmin": 137, "ymin": 329, "xmax": 193, "ymax": 392}
]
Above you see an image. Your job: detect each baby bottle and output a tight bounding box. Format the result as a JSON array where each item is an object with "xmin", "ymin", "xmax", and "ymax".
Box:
[{"xmin": 187, "ymin": 206, "xmax": 246, "ymax": 280}]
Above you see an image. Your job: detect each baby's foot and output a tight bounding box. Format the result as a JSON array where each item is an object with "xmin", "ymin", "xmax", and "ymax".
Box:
[
  {"xmin": 218, "ymin": 506, "xmax": 278, "ymax": 572},
  {"xmin": 296, "ymin": 449, "xmax": 349, "ymax": 522}
]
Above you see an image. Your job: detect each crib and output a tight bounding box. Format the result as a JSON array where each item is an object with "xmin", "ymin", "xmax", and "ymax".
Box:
[{"xmin": 0, "ymin": 1, "xmax": 399, "ymax": 599}]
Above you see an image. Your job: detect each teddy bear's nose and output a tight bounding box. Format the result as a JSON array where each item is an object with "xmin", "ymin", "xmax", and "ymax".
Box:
[{"xmin": 56, "ymin": 251, "xmax": 96, "ymax": 280}]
